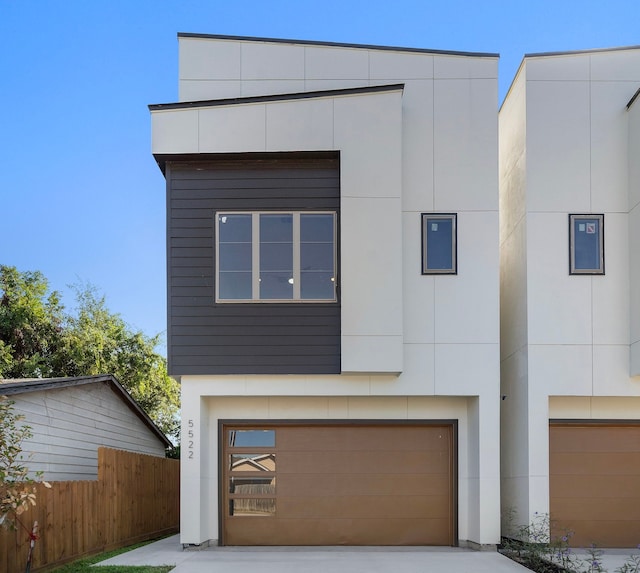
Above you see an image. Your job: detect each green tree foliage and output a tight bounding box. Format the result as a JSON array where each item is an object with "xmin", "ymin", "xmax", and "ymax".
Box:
[
  {"xmin": 0, "ymin": 266, "xmax": 179, "ymax": 441},
  {"xmin": 0, "ymin": 267, "xmax": 68, "ymax": 378}
]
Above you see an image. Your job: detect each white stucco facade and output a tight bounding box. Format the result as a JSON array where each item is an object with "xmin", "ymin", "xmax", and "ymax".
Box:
[
  {"xmin": 152, "ymin": 35, "xmax": 500, "ymax": 547},
  {"xmin": 499, "ymin": 47, "xmax": 640, "ymax": 532}
]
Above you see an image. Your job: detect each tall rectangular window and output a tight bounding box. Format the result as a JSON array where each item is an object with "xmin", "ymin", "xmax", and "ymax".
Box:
[
  {"xmin": 569, "ymin": 214, "xmax": 604, "ymax": 275},
  {"xmin": 216, "ymin": 211, "xmax": 337, "ymax": 302},
  {"xmin": 421, "ymin": 213, "xmax": 457, "ymax": 274}
]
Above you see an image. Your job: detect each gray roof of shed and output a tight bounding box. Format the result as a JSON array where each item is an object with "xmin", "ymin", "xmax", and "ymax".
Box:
[{"xmin": 0, "ymin": 374, "xmax": 171, "ymax": 448}]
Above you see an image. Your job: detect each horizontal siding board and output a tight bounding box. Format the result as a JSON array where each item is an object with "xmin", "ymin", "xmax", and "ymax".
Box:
[
  {"xmin": 170, "ymin": 165, "xmax": 339, "ymax": 179},
  {"xmin": 171, "ymin": 335, "xmax": 339, "ymax": 347},
  {"xmin": 170, "ymin": 237, "xmax": 214, "ymax": 249},
  {"xmin": 171, "ymin": 354, "xmax": 340, "ymax": 366},
  {"xmin": 171, "ymin": 247, "xmax": 213, "ymax": 258},
  {"xmin": 171, "ymin": 257, "xmax": 212, "ymax": 268},
  {"xmin": 170, "ymin": 267, "xmax": 214, "ymax": 278},
  {"xmin": 169, "ymin": 345, "xmax": 340, "ymax": 357},
  {"xmin": 172, "ymin": 365, "xmax": 339, "ymax": 375},
  {"xmin": 169, "ymin": 219, "xmax": 213, "ymax": 230},
  {"xmin": 167, "ymin": 155, "xmax": 340, "ymax": 375},
  {"xmin": 170, "ymin": 314, "xmax": 337, "ymax": 326},
  {"xmin": 170, "ymin": 304, "xmax": 339, "ymax": 317},
  {"xmin": 172, "ymin": 178, "xmax": 339, "ymax": 192},
  {"xmin": 171, "ymin": 199, "xmax": 339, "ymax": 214},
  {"xmin": 171, "ymin": 276, "xmax": 214, "ymax": 288},
  {"xmin": 172, "ymin": 324, "xmax": 339, "ymax": 336}
]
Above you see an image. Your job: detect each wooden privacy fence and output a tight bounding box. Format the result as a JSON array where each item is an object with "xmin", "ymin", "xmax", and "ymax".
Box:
[{"xmin": 0, "ymin": 447, "xmax": 179, "ymax": 573}]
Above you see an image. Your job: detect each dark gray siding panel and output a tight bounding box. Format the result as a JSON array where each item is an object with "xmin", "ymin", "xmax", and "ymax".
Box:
[{"xmin": 166, "ymin": 154, "xmax": 340, "ymax": 376}]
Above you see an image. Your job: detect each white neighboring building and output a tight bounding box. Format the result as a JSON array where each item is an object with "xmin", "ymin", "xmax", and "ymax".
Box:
[
  {"xmin": 0, "ymin": 375, "xmax": 170, "ymax": 481},
  {"xmin": 150, "ymin": 34, "xmax": 500, "ymax": 548},
  {"xmin": 499, "ymin": 46, "xmax": 640, "ymax": 547}
]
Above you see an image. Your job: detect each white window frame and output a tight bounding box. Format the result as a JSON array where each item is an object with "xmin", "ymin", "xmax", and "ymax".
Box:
[{"xmin": 215, "ymin": 211, "xmax": 337, "ymax": 303}]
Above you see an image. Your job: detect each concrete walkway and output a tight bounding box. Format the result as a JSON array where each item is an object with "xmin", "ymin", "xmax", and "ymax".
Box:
[{"xmin": 96, "ymin": 535, "xmax": 533, "ymax": 572}]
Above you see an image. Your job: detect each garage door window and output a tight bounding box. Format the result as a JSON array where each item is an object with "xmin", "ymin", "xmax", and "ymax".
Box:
[{"xmin": 228, "ymin": 429, "xmax": 276, "ymax": 517}]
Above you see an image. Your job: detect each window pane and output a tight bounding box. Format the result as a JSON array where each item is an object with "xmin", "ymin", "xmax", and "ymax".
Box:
[
  {"xmin": 260, "ymin": 272, "xmax": 293, "ymax": 299},
  {"xmin": 301, "ymin": 272, "xmax": 335, "ymax": 300},
  {"xmin": 230, "ymin": 477, "xmax": 276, "ymax": 495},
  {"xmin": 229, "ymin": 498, "xmax": 275, "ymax": 517},
  {"xmin": 219, "ymin": 272, "xmax": 252, "ymax": 299},
  {"xmin": 260, "ymin": 214, "xmax": 293, "ymax": 242},
  {"xmin": 423, "ymin": 215, "xmax": 455, "ymax": 273},
  {"xmin": 573, "ymin": 217, "xmax": 602, "ymax": 271},
  {"xmin": 301, "ymin": 214, "xmax": 334, "ymax": 242},
  {"xmin": 219, "ymin": 244, "xmax": 252, "ymax": 271},
  {"xmin": 229, "ymin": 429, "xmax": 276, "ymax": 447},
  {"xmin": 230, "ymin": 453, "xmax": 276, "ymax": 472},
  {"xmin": 219, "ymin": 214, "xmax": 252, "ymax": 242},
  {"xmin": 260, "ymin": 243, "xmax": 293, "ymax": 271},
  {"xmin": 301, "ymin": 244, "xmax": 334, "ymax": 271}
]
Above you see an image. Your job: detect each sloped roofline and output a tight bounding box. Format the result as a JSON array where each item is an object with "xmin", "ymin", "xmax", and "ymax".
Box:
[
  {"xmin": 0, "ymin": 374, "xmax": 172, "ymax": 448},
  {"xmin": 149, "ymin": 83, "xmax": 404, "ymax": 111},
  {"xmin": 525, "ymin": 44, "xmax": 640, "ymax": 58},
  {"xmin": 177, "ymin": 32, "xmax": 499, "ymax": 58}
]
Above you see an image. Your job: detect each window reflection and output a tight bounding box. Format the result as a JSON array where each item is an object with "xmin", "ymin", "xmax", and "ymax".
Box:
[
  {"xmin": 229, "ymin": 453, "xmax": 276, "ymax": 472},
  {"xmin": 230, "ymin": 476, "xmax": 276, "ymax": 495},
  {"xmin": 229, "ymin": 498, "xmax": 276, "ymax": 517},
  {"xmin": 229, "ymin": 429, "xmax": 275, "ymax": 447}
]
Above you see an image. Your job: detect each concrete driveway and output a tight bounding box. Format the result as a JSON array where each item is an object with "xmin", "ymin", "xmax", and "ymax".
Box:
[{"xmin": 96, "ymin": 535, "xmax": 532, "ymax": 573}]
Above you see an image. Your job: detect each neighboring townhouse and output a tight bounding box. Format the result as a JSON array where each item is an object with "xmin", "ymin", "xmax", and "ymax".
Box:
[
  {"xmin": 150, "ymin": 34, "xmax": 500, "ymax": 547},
  {"xmin": 500, "ymin": 46, "xmax": 640, "ymax": 547},
  {"xmin": 0, "ymin": 375, "xmax": 170, "ymax": 480}
]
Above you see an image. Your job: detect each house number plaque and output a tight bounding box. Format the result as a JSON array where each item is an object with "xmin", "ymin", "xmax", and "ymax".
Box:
[{"xmin": 187, "ymin": 419, "xmax": 195, "ymax": 459}]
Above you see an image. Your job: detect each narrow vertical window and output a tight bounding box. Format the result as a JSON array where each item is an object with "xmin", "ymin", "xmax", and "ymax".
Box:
[
  {"xmin": 218, "ymin": 214, "xmax": 253, "ymax": 299},
  {"xmin": 300, "ymin": 213, "xmax": 335, "ymax": 300},
  {"xmin": 259, "ymin": 214, "xmax": 293, "ymax": 299},
  {"xmin": 569, "ymin": 214, "xmax": 604, "ymax": 274},
  {"xmin": 421, "ymin": 213, "xmax": 457, "ymax": 274}
]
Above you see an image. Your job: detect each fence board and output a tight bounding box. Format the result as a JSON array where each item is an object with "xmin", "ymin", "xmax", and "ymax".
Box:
[{"xmin": 0, "ymin": 447, "xmax": 179, "ymax": 573}]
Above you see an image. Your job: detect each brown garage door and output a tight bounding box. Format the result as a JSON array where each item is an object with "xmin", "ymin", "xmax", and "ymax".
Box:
[
  {"xmin": 550, "ymin": 422, "xmax": 640, "ymax": 547},
  {"xmin": 222, "ymin": 423, "xmax": 456, "ymax": 546}
]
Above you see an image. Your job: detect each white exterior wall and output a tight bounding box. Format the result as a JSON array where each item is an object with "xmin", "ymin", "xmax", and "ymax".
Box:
[
  {"xmin": 499, "ymin": 68, "xmax": 533, "ymax": 531},
  {"xmin": 161, "ymin": 36, "xmax": 500, "ymax": 546},
  {"xmin": 11, "ymin": 383, "xmax": 166, "ymax": 481},
  {"xmin": 630, "ymin": 96, "xmax": 640, "ymax": 374},
  {"xmin": 499, "ymin": 48, "xmax": 640, "ymax": 530}
]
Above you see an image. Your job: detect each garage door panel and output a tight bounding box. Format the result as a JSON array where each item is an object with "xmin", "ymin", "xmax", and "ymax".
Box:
[
  {"xmin": 223, "ymin": 423, "xmax": 455, "ymax": 546},
  {"xmin": 278, "ymin": 426, "xmax": 451, "ymax": 452},
  {"xmin": 278, "ymin": 450, "xmax": 450, "ymax": 475},
  {"xmin": 277, "ymin": 472, "xmax": 450, "ymax": 497},
  {"xmin": 278, "ymin": 494, "xmax": 452, "ymax": 519},
  {"xmin": 226, "ymin": 517, "xmax": 452, "ymax": 546},
  {"xmin": 553, "ymin": 520, "xmax": 640, "ymax": 549},
  {"xmin": 551, "ymin": 475, "xmax": 640, "ymax": 498},
  {"xmin": 552, "ymin": 498, "xmax": 640, "ymax": 521},
  {"xmin": 550, "ymin": 452, "xmax": 640, "ymax": 475},
  {"xmin": 550, "ymin": 423, "xmax": 640, "ymax": 548},
  {"xmin": 550, "ymin": 426, "xmax": 640, "ymax": 453}
]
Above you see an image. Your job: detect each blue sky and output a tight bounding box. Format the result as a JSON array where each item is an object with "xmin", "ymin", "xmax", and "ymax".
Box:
[{"xmin": 2, "ymin": 0, "xmax": 639, "ymax": 354}]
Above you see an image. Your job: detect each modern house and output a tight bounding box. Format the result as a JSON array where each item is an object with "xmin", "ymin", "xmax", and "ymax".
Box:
[
  {"xmin": 150, "ymin": 34, "xmax": 501, "ymax": 547},
  {"xmin": 499, "ymin": 46, "xmax": 640, "ymax": 547},
  {"xmin": 0, "ymin": 375, "xmax": 171, "ymax": 480}
]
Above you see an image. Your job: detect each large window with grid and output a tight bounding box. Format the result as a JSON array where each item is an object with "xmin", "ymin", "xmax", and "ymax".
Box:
[{"xmin": 216, "ymin": 211, "xmax": 337, "ymax": 302}]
